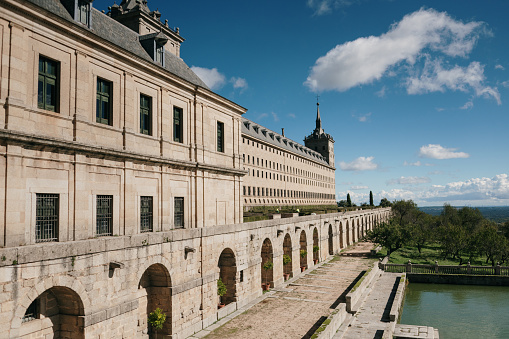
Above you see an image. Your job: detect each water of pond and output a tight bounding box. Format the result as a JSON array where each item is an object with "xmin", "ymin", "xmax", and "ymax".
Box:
[{"xmin": 400, "ymin": 283, "xmax": 509, "ymax": 339}]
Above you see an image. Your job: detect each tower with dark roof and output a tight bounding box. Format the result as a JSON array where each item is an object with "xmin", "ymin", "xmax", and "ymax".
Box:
[{"xmin": 304, "ymin": 102, "xmax": 335, "ymax": 166}]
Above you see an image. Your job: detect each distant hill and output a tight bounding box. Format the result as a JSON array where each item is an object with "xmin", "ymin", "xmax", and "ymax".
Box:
[{"xmin": 419, "ymin": 206, "xmax": 509, "ymax": 223}]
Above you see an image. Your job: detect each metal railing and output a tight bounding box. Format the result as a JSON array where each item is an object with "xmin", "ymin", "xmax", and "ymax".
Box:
[{"xmin": 380, "ymin": 260, "xmax": 509, "ymax": 276}]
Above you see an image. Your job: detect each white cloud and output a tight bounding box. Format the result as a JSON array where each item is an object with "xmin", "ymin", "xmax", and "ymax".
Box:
[
  {"xmin": 351, "ymin": 185, "xmax": 368, "ymax": 190},
  {"xmin": 406, "ymin": 59, "xmax": 501, "ymax": 105},
  {"xmin": 230, "ymin": 77, "xmax": 248, "ymax": 92},
  {"xmin": 258, "ymin": 113, "xmax": 268, "ymax": 120},
  {"xmin": 307, "ymin": 0, "xmax": 359, "ymax": 16},
  {"xmin": 378, "ymin": 174, "xmax": 509, "ymax": 205},
  {"xmin": 354, "ymin": 112, "xmax": 372, "ymax": 122},
  {"xmin": 376, "ymin": 86, "xmax": 386, "ymax": 98},
  {"xmin": 339, "ymin": 156, "xmax": 378, "ymax": 171},
  {"xmin": 460, "ymin": 100, "xmax": 474, "ymax": 110},
  {"xmin": 305, "ymin": 8, "xmax": 487, "ymax": 94},
  {"xmin": 495, "ymin": 64, "xmax": 505, "ymax": 70},
  {"xmin": 403, "ymin": 161, "xmax": 421, "ymax": 167},
  {"xmin": 419, "ymin": 144, "xmax": 469, "ymax": 160},
  {"xmin": 502, "ymin": 81, "xmax": 509, "ymax": 88},
  {"xmin": 387, "ymin": 176, "xmax": 431, "ymax": 185},
  {"xmin": 271, "ymin": 112, "xmax": 279, "ymax": 122},
  {"xmin": 287, "ymin": 113, "xmax": 296, "ymax": 119},
  {"xmin": 191, "ymin": 66, "xmax": 226, "ymax": 90}
]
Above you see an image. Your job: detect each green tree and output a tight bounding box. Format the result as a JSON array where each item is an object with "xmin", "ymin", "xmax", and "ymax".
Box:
[
  {"xmin": 346, "ymin": 193, "xmax": 352, "ymax": 207},
  {"xmin": 409, "ymin": 211, "xmax": 435, "ymax": 254},
  {"xmin": 365, "ymin": 219, "xmax": 408, "ymax": 256},
  {"xmin": 477, "ymin": 222, "xmax": 509, "ymax": 265},
  {"xmin": 148, "ymin": 308, "xmax": 166, "ymax": 339},
  {"xmin": 379, "ymin": 198, "xmax": 392, "ymax": 207},
  {"xmin": 369, "ymin": 191, "xmax": 374, "ymax": 206},
  {"xmin": 337, "ymin": 200, "xmax": 348, "ymax": 208}
]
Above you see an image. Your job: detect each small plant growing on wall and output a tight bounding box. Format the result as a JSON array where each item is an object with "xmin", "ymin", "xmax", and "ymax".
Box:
[
  {"xmin": 313, "ymin": 245, "xmax": 319, "ymax": 253},
  {"xmin": 148, "ymin": 307, "xmax": 166, "ymax": 339},
  {"xmin": 262, "ymin": 260, "xmax": 274, "ymax": 290},
  {"xmin": 300, "ymin": 249, "xmax": 307, "ymax": 258},
  {"xmin": 283, "ymin": 254, "xmax": 292, "ymax": 265},
  {"xmin": 217, "ymin": 277, "xmax": 227, "ymax": 307}
]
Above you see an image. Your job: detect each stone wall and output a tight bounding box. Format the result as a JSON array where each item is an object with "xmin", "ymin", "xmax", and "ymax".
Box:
[{"xmin": 0, "ymin": 208, "xmax": 390, "ymax": 339}]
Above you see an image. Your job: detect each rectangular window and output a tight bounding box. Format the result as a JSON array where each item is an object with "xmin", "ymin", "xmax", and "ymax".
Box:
[
  {"xmin": 174, "ymin": 197, "xmax": 184, "ymax": 228},
  {"xmin": 217, "ymin": 121, "xmax": 224, "ymax": 152},
  {"xmin": 38, "ymin": 56, "xmax": 59, "ymax": 112},
  {"xmin": 35, "ymin": 194, "xmax": 59, "ymax": 243},
  {"xmin": 140, "ymin": 196, "xmax": 153, "ymax": 233},
  {"xmin": 96, "ymin": 78, "xmax": 112, "ymax": 125},
  {"xmin": 140, "ymin": 94, "xmax": 152, "ymax": 135},
  {"xmin": 155, "ymin": 44, "xmax": 164, "ymax": 65},
  {"xmin": 173, "ymin": 106, "xmax": 183, "ymax": 143},
  {"xmin": 96, "ymin": 195, "xmax": 113, "ymax": 236},
  {"xmin": 77, "ymin": 0, "xmax": 90, "ymax": 26}
]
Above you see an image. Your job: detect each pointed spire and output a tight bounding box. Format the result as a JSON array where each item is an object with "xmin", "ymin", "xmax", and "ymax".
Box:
[{"xmin": 316, "ymin": 101, "xmax": 322, "ymax": 132}]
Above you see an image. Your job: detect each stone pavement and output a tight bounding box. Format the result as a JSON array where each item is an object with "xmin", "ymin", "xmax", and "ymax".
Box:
[
  {"xmin": 393, "ymin": 325, "xmax": 440, "ymax": 339},
  {"xmin": 190, "ymin": 242, "xmax": 376, "ymax": 339}
]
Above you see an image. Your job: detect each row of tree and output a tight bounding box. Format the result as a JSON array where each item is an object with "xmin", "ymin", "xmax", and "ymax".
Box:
[
  {"xmin": 366, "ymin": 200, "xmax": 509, "ymax": 266},
  {"xmin": 338, "ymin": 191, "xmax": 386, "ymax": 208}
]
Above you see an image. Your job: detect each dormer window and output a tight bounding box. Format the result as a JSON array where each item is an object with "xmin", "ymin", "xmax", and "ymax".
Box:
[
  {"xmin": 140, "ymin": 32, "xmax": 168, "ymax": 66},
  {"xmin": 77, "ymin": 0, "xmax": 91, "ymax": 26},
  {"xmin": 155, "ymin": 44, "xmax": 164, "ymax": 65}
]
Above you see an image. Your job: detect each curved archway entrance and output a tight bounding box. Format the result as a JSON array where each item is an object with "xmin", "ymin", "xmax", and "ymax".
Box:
[
  {"xmin": 218, "ymin": 248, "xmax": 237, "ymax": 306},
  {"xmin": 138, "ymin": 263, "xmax": 172, "ymax": 336},
  {"xmin": 339, "ymin": 222, "xmax": 345, "ymax": 249},
  {"xmin": 313, "ymin": 227, "xmax": 319, "ymax": 264},
  {"xmin": 300, "ymin": 230, "xmax": 308, "ymax": 271},
  {"xmin": 328, "ymin": 224, "xmax": 334, "ymax": 255},
  {"xmin": 346, "ymin": 220, "xmax": 350, "ymax": 246},
  {"xmin": 261, "ymin": 238, "xmax": 274, "ymax": 289},
  {"xmin": 20, "ymin": 286, "xmax": 85, "ymax": 339},
  {"xmin": 283, "ymin": 234, "xmax": 292, "ymax": 280}
]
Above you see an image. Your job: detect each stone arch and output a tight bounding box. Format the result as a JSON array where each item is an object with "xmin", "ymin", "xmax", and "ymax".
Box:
[
  {"xmin": 339, "ymin": 222, "xmax": 344, "ymax": 249},
  {"xmin": 283, "ymin": 233, "xmax": 293, "ymax": 279},
  {"xmin": 313, "ymin": 227, "xmax": 319, "ymax": 263},
  {"xmin": 300, "ymin": 230, "xmax": 308, "ymax": 270},
  {"xmin": 17, "ymin": 286, "xmax": 85, "ymax": 339},
  {"xmin": 137, "ymin": 263, "xmax": 172, "ymax": 336},
  {"xmin": 13, "ymin": 276, "xmax": 90, "ymax": 335},
  {"xmin": 261, "ymin": 238, "xmax": 274, "ymax": 288},
  {"xmin": 218, "ymin": 248, "xmax": 237, "ymax": 305},
  {"xmin": 346, "ymin": 220, "xmax": 350, "ymax": 246},
  {"xmin": 357, "ymin": 219, "xmax": 361, "ymax": 241},
  {"xmin": 328, "ymin": 224, "xmax": 334, "ymax": 255}
]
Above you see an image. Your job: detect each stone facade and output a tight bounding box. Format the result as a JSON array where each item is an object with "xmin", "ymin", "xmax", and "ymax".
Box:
[
  {"xmin": 241, "ymin": 115, "xmax": 336, "ymax": 208},
  {"xmin": 0, "ymin": 1, "xmax": 392, "ymax": 338},
  {"xmin": 0, "ymin": 209, "xmax": 391, "ymax": 338}
]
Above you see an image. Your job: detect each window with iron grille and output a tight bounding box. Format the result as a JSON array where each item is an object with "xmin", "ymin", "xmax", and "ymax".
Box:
[
  {"xmin": 38, "ymin": 56, "xmax": 59, "ymax": 112},
  {"xmin": 96, "ymin": 195, "xmax": 113, "ymax": 236},
  {"xmin": 174, "ymin": 197, "xmax": 184, "ymax": 229},
  {"xmin": 22, "ymin": 299, "xmax": 38, "ymax": 323},
  {"xmin": 140, "ymin": 94, "xmax": 152, "ymax": 135},
  {"xmin": 173, "ymin": 106, "xmax": 183, "ymax": 143},
  {"xmin": 96, "ymin": 78, "xmax": 112, "ymax": 125},
  {"xmin": 140, "ymin": 196, "xmax": 153, "ymax": 233},
  {"xmin": 36, "ymin": 194, "xmax": 59, "ymax": 243},
  {"xmin": 217, "ymin": 121, "xmax": 224, "ymax": 152}
]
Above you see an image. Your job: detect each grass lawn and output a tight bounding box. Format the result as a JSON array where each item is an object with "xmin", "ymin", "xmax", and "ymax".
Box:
[{"xmin": 377, "ymin": 243, "xmax": 491, "ymax": 266}]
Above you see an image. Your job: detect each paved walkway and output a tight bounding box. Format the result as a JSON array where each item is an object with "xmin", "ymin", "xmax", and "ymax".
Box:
[
  {"xmin": 191, "ymin": 242, "xmax": 376, "ymax": 339},
  {"xmin": 335, "ymin": 272, "xmax": 400, "ymax": 339}
]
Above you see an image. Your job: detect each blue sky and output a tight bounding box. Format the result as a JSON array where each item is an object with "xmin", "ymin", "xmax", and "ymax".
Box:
[{"xmin": 96, "ymin": 0, "xmax": 509, "ymax": 206}]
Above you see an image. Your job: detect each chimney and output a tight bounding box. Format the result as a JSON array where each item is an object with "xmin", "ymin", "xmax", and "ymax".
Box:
[{"xmin": 281, "ymin": 128, "xmax": 285, "ymax": 137}]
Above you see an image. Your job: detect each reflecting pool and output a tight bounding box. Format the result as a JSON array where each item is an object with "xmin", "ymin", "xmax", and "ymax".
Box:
[{"xmin": 400, "ymin": 283, "xmax": 509, "ymax": 339}]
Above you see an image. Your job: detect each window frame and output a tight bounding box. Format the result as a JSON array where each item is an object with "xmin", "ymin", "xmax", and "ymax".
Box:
[
  {"xmin": 174, "ymin": 197, "xmax": 184, "ymax": 229},
  {"xmin": 173, "ymin": 106, "xmax": 183, "ymax": 143},
  {"xmin": 35, "ymin": 193, "xmax": 59, "ymax": 243},
  {"xmin": 140, "ymin": 196, "xmax": 153, "ymax": 233},
  {"xmin": 139, "ymin": 94, "xmax": 152, "ymax": 135},
  {"xmin": 96, "ymin": 78, "xmax": 112, "ymax": 126},
  {"xmin": 37, "ymin": 56, "xmax": 59, "ymax": 112},
  {"xmin": 217, "ymin": 121, "xmax": 224, "ymax": 153},
  {"xmin": 96, "ymin": 195, "xmax": 113, "ymax": 236},
  {"xmin": 76, "ymin": 0, "xmax": 91, "ymax": 26}
]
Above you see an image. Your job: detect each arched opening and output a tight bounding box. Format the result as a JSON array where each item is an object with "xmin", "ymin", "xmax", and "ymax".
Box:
[
  {"xmin": 261, "ymin": 238, "xmax": 274, "ymax": 289},
  {"xmin": 300, "ymin": 230, "xmax": 308, "ymax": 271},
  {"xmin": 339, "ymin": 222, "xmax": 344, "ymax": 249},
  {"xmin": 20, "ymin": 286, "xmax": 85, "ymax": 339},
  {"xmin": 283, "ymin": 233, "xmax": 292, "ymax": 280},
  {"xmin": 346, "ymin": 220, "xmax": 350, "ymax": 246},
  {"xmin": 138, "ymin": 263, "xmax": 172, "ymax": 336},
  {"xmin": 218, "ymin": 248, "xmax": 237, "ymax": 306},
  {"xmin": 313, "ymin": 227, "xmax": 319, "ymax": 263},
  {"xmin": 357, "ymin": 219, "xmax": 361, "ymax": 242},
  {"xmin": 328, "ymin": 224, "xmax": 334, "ymax": 255}
]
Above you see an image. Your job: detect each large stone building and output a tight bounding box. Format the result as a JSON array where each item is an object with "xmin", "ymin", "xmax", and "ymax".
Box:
[
  {"xmin": 241, "ymin": 102, "xmax": 336, "ymax": 208},
  {"xmin": 0, "ymin": 1, "xmax": 391, "ymax": 338}
]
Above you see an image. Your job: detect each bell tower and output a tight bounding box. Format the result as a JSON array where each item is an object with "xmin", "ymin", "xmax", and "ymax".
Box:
[{"xmin": 304, "ymin": 101, "xmax": 335, "ymax": 166}]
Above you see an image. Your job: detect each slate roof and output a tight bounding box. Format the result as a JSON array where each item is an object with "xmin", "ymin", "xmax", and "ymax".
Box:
[
  {"xmin": 25, "ymin": 0, "xmax": 209, "ymax": 89},
  {"xmin": 241, "ymin": 118, "xmax": 331, "ymax": 167}
]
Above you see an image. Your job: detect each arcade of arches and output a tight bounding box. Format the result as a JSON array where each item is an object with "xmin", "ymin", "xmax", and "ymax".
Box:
[{"xmin": 1, "ymin": 209, "xmax": 390, "ymax": 339}]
